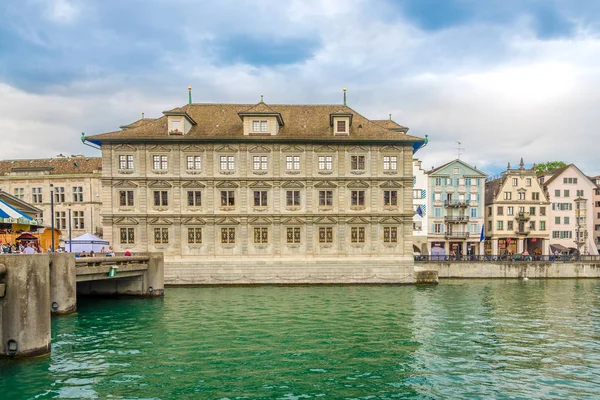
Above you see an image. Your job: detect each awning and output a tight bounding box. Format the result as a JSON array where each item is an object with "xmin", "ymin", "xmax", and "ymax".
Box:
[
  {"xmin": 550, "ymin": 244, "xmax": 569, "ymax": 251},
  {"xmin": 0, "ymin": 200, "xmax": 33, "ymax": 220}
]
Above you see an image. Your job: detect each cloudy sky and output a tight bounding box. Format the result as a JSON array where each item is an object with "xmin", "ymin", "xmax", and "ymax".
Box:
[{"xmin": 1, "ymin": 0, "xmax": 599, "ymax": 176}]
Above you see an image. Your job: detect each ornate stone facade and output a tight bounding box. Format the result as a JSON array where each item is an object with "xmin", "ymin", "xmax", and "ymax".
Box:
[{"xmin": 87, "ymin": 102, "xmax": 424, "ymax": 284}]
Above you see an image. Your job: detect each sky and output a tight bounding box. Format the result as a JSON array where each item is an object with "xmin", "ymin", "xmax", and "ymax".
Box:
[{"xmin": 1, "ymin": 0, "xmax": 600, "ymax": 176}]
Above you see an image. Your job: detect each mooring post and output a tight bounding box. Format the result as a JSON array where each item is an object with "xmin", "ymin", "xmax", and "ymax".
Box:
[
  {"xmin": 49, "ymin": 253, "xmax": 77, "ymax": 314},
  {"xmin": 145, "ymin": 252, "xmax": 165, "ymax": 296},
  {"xmin": 0, "ymin": 255, "xmax": 51, "ymax": 357}
]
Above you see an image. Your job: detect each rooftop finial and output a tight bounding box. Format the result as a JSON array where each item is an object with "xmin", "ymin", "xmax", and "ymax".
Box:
[
  {"xmin": 389, "ymin": 113, "xmax": 392, "ymax": 120},
  {"xmin": 507, "ymin": 162, "xmax": 511, "ymax": 170},
  {"xmin": 343, "ymin": 88, "xmax": 347, "ymax": 106},
  {"xmin": 519, "ymin": 157, "xmax": 524, "ymax": 169},
  {"xmin": 142, "ymin": 112, "xmax": 145, "ymax": 119},
  {"xmin": 260, "ymin": 94, "xmax": 264, "ymax": 103},
  {"xmin": 188, "ymin": 86, "xmax": 192, "ymax": 105}
]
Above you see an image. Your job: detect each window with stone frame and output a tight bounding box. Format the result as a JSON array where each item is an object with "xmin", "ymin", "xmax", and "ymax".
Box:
[
  {"xmin": 318, "ymin": 156, "xmax": 333, "ymax": 171},
  {"xmin": 318, "ymin": 227, "xmax": 333, "ymax": 243},
  {"xmin": 383, "ymin": 190, "xmax": 398, "ymax": 206},
  {"xmin": 54, "ymin": 211, "xmax": 66, "ymax": 230},
  {"xmin": 532, "ymin": 192, "xmax": 540, "ymax": 200},
  {"xmin": 119, "ymin": 155, "xmax": 134, "ymax": 170},
  {"xmin": 32, "ymin": 188, "xmax": 42, "ymax": 203},
  {"xmin": 220, "ymin": 156, "xmax": 235, "ymax": 171},
  {"xmin": 73, "ymin": 186, "xmax": 84, "ymax": 202},
  {"xmin": 507, "ymin": 221, "xmax": 514, "ymax": 230},
  {"xmin": 383, "ymin": 227, "xmax": 398, "ymax": 243},
  {"xmin": 220, "ymin": 227, "xmax": 236, "ymax": 244},
  {"xmin": 54, "ymin": 187, "xmax": 65, "ymax": 203},
  {"xmin": 351, "ymin": 190, "xmax": 365, "ymax": 206},
  {"xmin": 153, "ymin": 190, "xmax": 168, "ymax": 207},
  {"xmin": 286, "ymin": 155, "xmax": 300, "ymax": 170},
  {"xmin": 187, "ymin": 191, "xmax": 201, "ymax": 207},
  {"xmin": 286, "ymin": 227, "xmax": 301, "ymax": 244},
  {"xmin": 73, "ymin": 211, "xmax": 84, "ymax": 229},
  {"xmin": 187, "ymin": 156, "xmax": 201, "ymax": 170},
  {"xmin": 253, "ymin": 191, "xmax": 268, "ymax": 207},
  {"xmin": 286, "ymin": 190, "xmax": 301, "ymax": 207},
  {"xmin": 253, "ymin": 156, "xmax": 268, "ymax": 171},
  {"xmin": 119, "ymin": 190, "xmax": 134, "ymax": 207},
  {"xmin": 518, "ymin": 192, "xmax": 525, "ymax": 200},
  {"xmin": 187, "ymin": 227, "xmax": 202, "ymax": 244},
  {"xmin": 153, "ymin": 227, "xmax": 169, "ymax": 244},
  {"xmin": 253, "ymin": 227, "xmax": 268, "ymax": 244},
  {"xmin": 319, "ymin": 190, "xmax": 333, "ymax": 207},
  {"xmin": 540, "ymin": 206, "xmax": 546, "ymax": 216},
  {"xmin": 152, "ymin": 155, "xmax": 168, "ymax": 170},
  {"xmin": 351, "ymin": 226, "xmax": 366, "ymax": 243},
  {"xmin": 351, "ymin": 155, "xmax": 365, "ymax": 171},
  {"xmin": 337, "ymin": 120, "xmax": 346, "ymax": 133},
  {"xmin": 120, "ymin": 227, "xmax": 135, "ymax": 244},
  {"xmin": 220, "ymin": 191, "xmax": 235, "ymax": 207}
]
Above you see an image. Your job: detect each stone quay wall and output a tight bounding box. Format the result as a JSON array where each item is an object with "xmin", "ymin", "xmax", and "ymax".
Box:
[{"xmin": 424, "ymin": 262, "xmax": 600, "ymax": 279}]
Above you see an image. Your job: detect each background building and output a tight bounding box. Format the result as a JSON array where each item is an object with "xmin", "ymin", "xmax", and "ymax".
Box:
[
  {"xmin": 0, "ymin": 156, "xmax": 103, "ymax": 243},
  {"xmin": 426, "ymin": 159, "xmax": 487, "ymax": 256},
  {"xmin": 412, "ymin": 159, "xmax": 428, "ymax": 255},
  {"xmin": 485, "ymin": 159, "xmax": 549, "ymax": 255},
  {"xmin": 85, "ymin": 99, "xmax": 425, "ymax": 284},
  {"xmin": 592, "ymin": 176, "xmax": 600, "ymax": 253},
  {"xmin": 539, "ymin": 165, "xmax": 599, "ymax": 255}
]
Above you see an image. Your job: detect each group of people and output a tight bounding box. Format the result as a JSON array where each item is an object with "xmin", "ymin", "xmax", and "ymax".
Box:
[
  {"xmin": 76, "ymin": 247, "xmax": 116, "ymax": 257},
  {"xmin": 1, "ymin": 242, "xmax": 43, "ymax": 254}
]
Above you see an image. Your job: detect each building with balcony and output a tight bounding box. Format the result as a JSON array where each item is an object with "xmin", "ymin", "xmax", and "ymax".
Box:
[
  {"xmin": 485, "ymin": 159, "xmax": 549, "ymax": 255},
  {"xmin": 426, "ymin": 159, "xmax": 487, "ymax": 256},
  {"xmin": 538, "ymin": 165, "xmax": 599, "ymax": 255},
  {"xmin": 0, "ymin": 156, "xmax": 103, "ymax": 243},
  {"xmin": 412, "ymin": 159, "xmax": 428, "ymax": 255},
  {"xmin": 84, "ymin": 96, "xmax": 425, "ymax": 284}
]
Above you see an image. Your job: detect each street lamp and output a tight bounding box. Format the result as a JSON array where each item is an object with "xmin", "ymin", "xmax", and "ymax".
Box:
[
  {"xmin": 50, "ymin": 183, "xmax": 55, "ymax": 252},
  {"xmin": 68, "ymin": 208, "xmax": 72, "ymax": 252}
]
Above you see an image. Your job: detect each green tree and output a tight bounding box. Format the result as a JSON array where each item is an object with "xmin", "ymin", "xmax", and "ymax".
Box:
[{"xmin": 535, "ymin": 161, "xmax": 567, "ymax": 175}]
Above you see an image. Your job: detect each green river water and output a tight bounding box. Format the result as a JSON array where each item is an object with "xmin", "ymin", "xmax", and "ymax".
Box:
[{"xmin": 1, "ymin": 280, "xmax": 600, "ymax": 399}]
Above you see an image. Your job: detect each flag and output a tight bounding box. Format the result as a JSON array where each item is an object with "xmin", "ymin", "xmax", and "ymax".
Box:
[
  {"xmin": 480, "ymin": 224, "xmax": 485, "ymax": 242},
  {"xmin": 416, "ymin": 205, "xmax": 423, "ymax": 217}
]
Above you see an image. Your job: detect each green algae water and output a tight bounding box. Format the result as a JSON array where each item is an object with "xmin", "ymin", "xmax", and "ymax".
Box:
[{"xmin": 2, "ymin": 280, "xmax": 600, "ymax": 399}]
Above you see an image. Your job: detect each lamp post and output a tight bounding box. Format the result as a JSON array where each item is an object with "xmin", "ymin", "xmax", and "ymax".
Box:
[
  {"xmin": 68, "ymin": 208, "xmax": 72, "ymax": 252},
  {"xmin": 50, "ymin": 184, "xmax": 55, "ymax": 252}
]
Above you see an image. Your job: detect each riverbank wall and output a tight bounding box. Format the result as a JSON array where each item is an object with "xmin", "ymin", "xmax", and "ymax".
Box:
[
  {"xmin": 164, "ymin": 258, "xmax": 418, "ymax": 285},
  {"xmin": 425, "ymin": 262, "xmax": 600, "ymax": 279}
]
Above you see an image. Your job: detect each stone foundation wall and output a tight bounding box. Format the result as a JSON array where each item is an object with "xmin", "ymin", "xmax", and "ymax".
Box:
[
  {"xmin": 164, "ymin": 258, "xmax": 415, "ymax": 285},
  {"xmin": 426, "ymin": 262, "xmax": 600, "ymax": 279}
]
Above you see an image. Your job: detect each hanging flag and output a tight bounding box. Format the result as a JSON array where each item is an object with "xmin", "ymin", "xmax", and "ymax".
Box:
[
  {"xmin": 416, "ymin": 205, "xmax": 423, "ymax": 217},
  {"xmin": 480, "ymin": 224, "xmax": 485, "ymax": 242}
]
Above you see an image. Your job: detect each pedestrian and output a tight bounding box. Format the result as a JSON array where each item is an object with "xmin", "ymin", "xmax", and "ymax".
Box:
[{"xmin": 23, "ymin": 243, "xmax": 35, "ymax": 254}]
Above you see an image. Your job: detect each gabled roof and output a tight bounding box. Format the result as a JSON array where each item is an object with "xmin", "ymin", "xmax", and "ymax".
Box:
[
  {"xmin": 484, "ymin": 177, "xmax": 504, "ymax": 205},
  {"xmin": 539, "ymin": 164, "xmax": 596, "ymax": 187},
  {"xmin": 238, "ymin": 102, "xmax": 284, "ymax": 125},
  {"xmin": 85, "ymin": 103, "xmax": 424, "ymax": 145},
  {"xmin": 0, "ymin": 157, "xmax": 102, "ymax": 176},
  {"xmin": 426, "ymin": 158, "xmax": 487, "ymax": 177}
]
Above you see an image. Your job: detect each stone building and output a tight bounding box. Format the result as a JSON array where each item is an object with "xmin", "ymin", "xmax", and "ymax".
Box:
[
  {"xmin": 484, "ymin": 159, "xmax": 550, "ymax": 255},
  {"xmin": 85, "ymin": 98, "xmax": 425, "ymax": 284},
  {"xmin": 426, "ymin": 159, "xmax": 487, "ymax": 256},
  {"xmin": 538, "ymin": 165, "xmax": 599, "ymax": 255},
  {"xmin": 592, "ymin": 176, "xmax": 600, "ymax": 253},
  {"xmin": 412, "ymin": 159, "xmax": 428, "ymax": 255},
  {"xmin": 0, "ymin": 156, "xmax": 103, "ymax": 242}
]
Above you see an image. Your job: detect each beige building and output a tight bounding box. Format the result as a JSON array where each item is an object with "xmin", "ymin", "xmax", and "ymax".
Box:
[
  {"xmin": 592, "ymin": 176, "xmax": 600, "ymax": 252},
  {"xmin": 85, "ymin": 99, "xmax": 425, "ymax": 284},
  {"xmin": 0, "ymin": 156, "xmax": 103, "ymax": 242},
  {"xmin": 485, "ymin": 159, "xmax": 550, "ymax": 256}
]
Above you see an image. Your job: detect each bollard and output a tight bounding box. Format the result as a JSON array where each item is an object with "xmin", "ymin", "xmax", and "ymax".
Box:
[{"xmin": 49, "ymin": 253, "xmax": 77, "ymax": 315}]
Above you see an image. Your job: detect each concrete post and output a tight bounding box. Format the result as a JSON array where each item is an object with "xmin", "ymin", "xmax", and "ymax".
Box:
[
  {"xmin": 145, "ymin": 252, "xmax": 164, "ymax": 296},
  {"xmin": 49, "ymin": 253, "xmax": 77, "ymax": 314},
  {"xmin": 491, "ymin": 238, "xmax": 498, "ymax": 256},
  {"xmin": 1, "ymin": 255, "xmax": 51, "ymax": 357}
]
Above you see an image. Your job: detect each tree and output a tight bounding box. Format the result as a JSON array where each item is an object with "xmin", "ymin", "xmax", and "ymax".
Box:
[{"xmin": 535, "ymin": 161, "xmax": 567, "ymax": 175}]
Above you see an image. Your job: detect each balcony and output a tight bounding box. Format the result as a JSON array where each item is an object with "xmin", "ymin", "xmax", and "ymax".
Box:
[
  {"xmin": 458, "ymin": 185, "xmax": 467, "ymax": 193},
  {"xmin": 444, "ymin": 200, "xmax": 468, "ymax": 208},
  {"xmin": 516, "ymin": 212, "xmax": 530, "ymax": 221},
  {"xmin": 445, "ymin": 232, "xmax": 470, "ymax": 239},
  {"xmin": 515, "ymin": 228, "xmax": 530, "ymax": 236},
  {"xmin": 444, "ymin": 216, "xmax": 470, "ymax": 223}
]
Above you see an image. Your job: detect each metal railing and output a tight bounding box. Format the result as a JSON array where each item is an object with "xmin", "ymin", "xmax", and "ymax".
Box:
[
  {"xmin": 444, "ymin": 200, "xmax": 468, "ymax": 207},
  {"xmin": 414, "ymin": 254, "xmax": 600, "ymax": 263},
  {"xmin": 445, "ymin": 216, "xmax": 470, "ymax": 222},
  {"xmin": 444, "ymin": 232, "xmax": 470, "ymax": 239}
]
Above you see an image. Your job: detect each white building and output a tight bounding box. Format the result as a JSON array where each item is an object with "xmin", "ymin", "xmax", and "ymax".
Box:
[{"xmin": 412, "ymin": 159, "xmax": 428, "ymax": 254}]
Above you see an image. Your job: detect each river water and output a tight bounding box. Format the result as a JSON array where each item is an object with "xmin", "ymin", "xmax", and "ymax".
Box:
[{"xmin": 1, "ymin": 280, "xmax": 600, "ymax": 399}]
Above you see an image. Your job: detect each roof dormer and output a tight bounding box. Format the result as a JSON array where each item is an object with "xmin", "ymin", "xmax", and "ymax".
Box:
[
  {"xmin": 238, "ymin": 99, "xmax": 284, "ymax": 136},
  {"xmin": 330, "ymin": 111, "xmax": 353, "ymax": 136},
  {"xmin": 163, "ymin": 108, "xmax": 197, "ymax": 136}
]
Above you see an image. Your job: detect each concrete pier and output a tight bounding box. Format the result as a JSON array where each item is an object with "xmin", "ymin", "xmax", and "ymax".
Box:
[
  {"xmin": 0, "ymin": 255, "xmax": 51, "ymax": 357},
  {"xmin": 0, "ymin": 252, "xmax": 164, "ymax": 358}
]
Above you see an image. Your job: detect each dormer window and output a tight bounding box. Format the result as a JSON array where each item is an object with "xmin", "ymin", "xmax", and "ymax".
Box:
[
  {"xmin": 330, "ymin": 112, "xmax": 352, "ymax": 136},
  {"xmin": 171, "ymin": 119, "xmax": 181, "ymax": 133},
  {"xmin": 253, "ymin": 120, "xmax": 268, "ymax": 133},
  {"xmin": 337, "ymin": 121, "xmax": 346, "ymax": 133}
]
